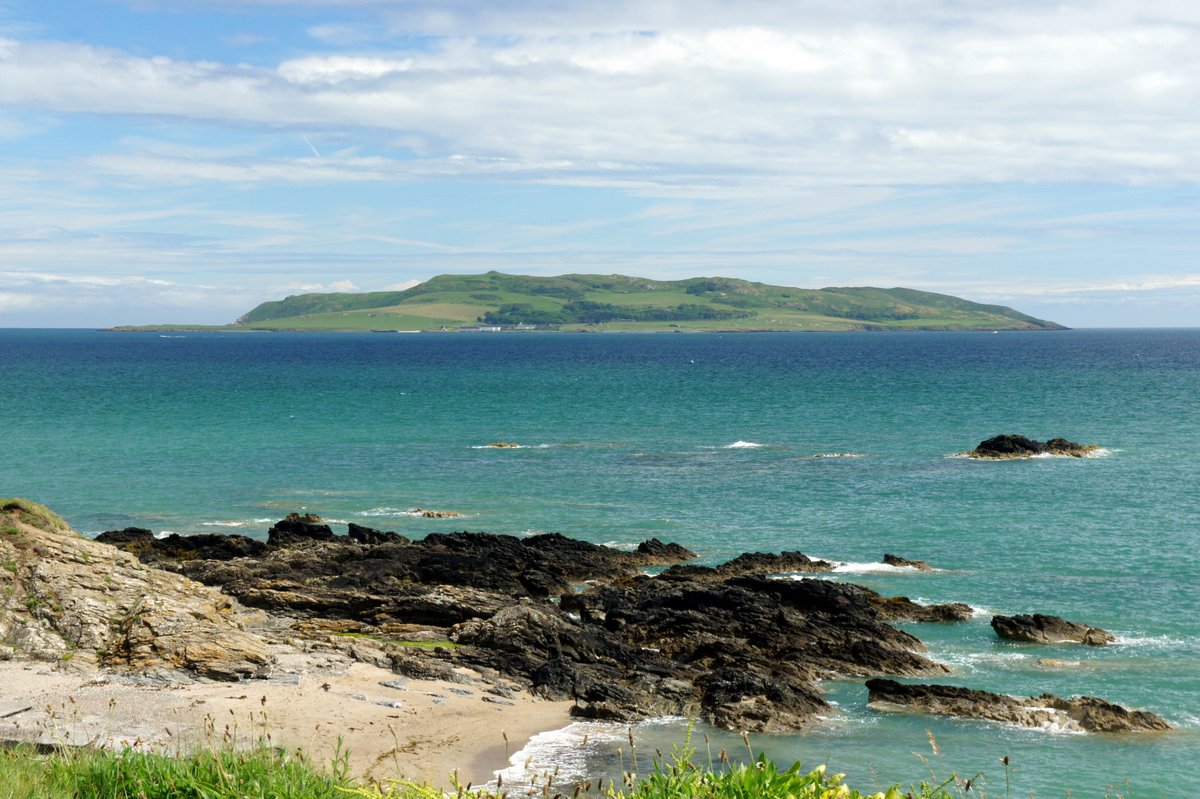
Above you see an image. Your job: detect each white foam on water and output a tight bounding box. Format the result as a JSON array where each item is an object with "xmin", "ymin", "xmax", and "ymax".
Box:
[
  {"xmin": 156, "ymin": 530, "xmax": 181, "ymax": 538},
  {"xmin": 491, "ymin": 718, "xmax": 686, "ymax": 789},
  {"xmin": 812, "ymin": 452, "xmax": 865, "ymax": 459},
  {"xmin": 356, "ymin": 507, "xmax": 404, "ymax": 517},
  {"xmin": 724, "ymin": 440, "xmax": 763, "ymax": 448},
  {"xmin": 602, "ymin": 540, "xmax": 640, "ymax": 551},
  {"xmin": 830, "ymin": 561, "xmax": 923, "ymax": 575},
  {"xmin": 1112, "ymin": 633, "xmax": 1191, "ymax": 652},
  {"xmin": 201, "ymin": 520, "xmax": 249, "ymax": 528}
]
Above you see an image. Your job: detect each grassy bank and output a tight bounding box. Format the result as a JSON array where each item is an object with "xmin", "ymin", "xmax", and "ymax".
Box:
[{"xmin": 0, "ymin": 739, "xmax": 985, "ymax": 799}]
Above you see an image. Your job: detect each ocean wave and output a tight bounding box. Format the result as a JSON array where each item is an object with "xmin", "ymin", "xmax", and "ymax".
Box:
[
  {"xmin": 602, "ymin": 540, "xmax": 640, "ymax": 551},
  {"xmin": 830, "ymin": 561, "xmax": 930, "ymax": 575},
  {"xmin": 812, "ymin": 452, "xmax": 865, "ymax": 459},
  {"xmin": 724, "ymin": 441, "xmax": 764, "ymax": 449},
  {"xmin": 492, "ymin": 718, "xmax": 687, "ymax": 788},
  {"xmin": 1112, "ymin": 633, "xmax": 1194, "ymax": 652}
]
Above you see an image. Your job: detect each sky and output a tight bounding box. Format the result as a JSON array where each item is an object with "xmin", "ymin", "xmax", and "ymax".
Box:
[{"xmin": 1, "ymin": 1, "xmax": 1198, "ymax": 327}]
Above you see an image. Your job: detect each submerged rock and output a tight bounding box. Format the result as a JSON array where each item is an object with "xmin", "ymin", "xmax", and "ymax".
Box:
[
  {"xmin": 991, "ymin": 613, "xmax": 1116, "ymax": 646},
  {"xmin": 967, "ymin": 435, "xmax": 1101, "ymax": 459},
  {"xmin": 865, "ymin": 678, "xmax": 1171, "ymax": 732}
]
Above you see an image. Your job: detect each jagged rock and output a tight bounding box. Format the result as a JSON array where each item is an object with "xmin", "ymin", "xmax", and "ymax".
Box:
[
  {"xmin": 267, "ymin": 516, "xmax": 335, "ymax": 547},
  {"xmin": 968, "ymin": 435, "xmax": 1101, "ymax": 459},
  {"xmin": 95, "ymin": 529, "xmax": 266, "ymax": 563},
  {"xmin": 866, "ymin": 678, "xmax": 1171, "ymax": 732},
  {"xmin": 991, "ymin": 614, "xmax": 1116, "ymax": 646},
  {"xmin": 0, "ymin": 501, "xmax": 272, "ymax": 680},
  {"xmin": 882, "ymin": 554, "xmax": 933, "ymax": 571},
  {"xmin": 658, "ymin": 551, "xmax": 834, "ymax": 581},
  {"xmin": 485, "ymin": 442, "xmax": 521, "ymax": 448},
  {"xmin": 346, "ymin": 523, "xmax": 409, "ymax": 545},
  {"xmin": 867, "ymin": 593, "xmax": 973, "ymax": 622}
]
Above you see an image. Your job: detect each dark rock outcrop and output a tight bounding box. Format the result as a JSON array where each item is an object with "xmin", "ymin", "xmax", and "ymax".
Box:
[
  {"xmin": 866, "ymin": 678, "xmax": 1171, "ymax": 732},
  {"xmin": 882, "ymin": 553, "xmax": 933, "ymax": 571},
  {"xmin": 96, "ymin": 528, "xmax": 267, "ymax": 563},
  {"xmin": 968, "ymin": 435, "xmax": 1101, "ymax": 459},
  {"xmin": 99, "ymin": 519, "xmax": 960, "ymax": 732},
  {"xmin": 991, "ymin": 613, "xmax": 1116, "ymax": 646}
]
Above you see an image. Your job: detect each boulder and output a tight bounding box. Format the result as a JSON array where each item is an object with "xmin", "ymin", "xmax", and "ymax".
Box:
[
  {"xmin": 267, "ymin": 515, "xmax": 335, "ymax": 547},
  {"xmin": 866, "ymin": 678, "xmax": 1171, "ymax": 733},
  {"xmin": 991, "ymin": 614, "xmax": 1116, "ymax": 646}
]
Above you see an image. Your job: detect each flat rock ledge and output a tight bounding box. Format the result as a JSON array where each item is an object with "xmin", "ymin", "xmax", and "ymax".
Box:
[
  {"xmin": 966, "ymin": 434, "xmax": 1102, "ymax": 460},
  {"xmin": 992, "ymin": 613, "xmax": 1116, "ymax": 646},
  {"xmin": 866, "ymin": 678, "xmax": 1171, "ymax": 733}
]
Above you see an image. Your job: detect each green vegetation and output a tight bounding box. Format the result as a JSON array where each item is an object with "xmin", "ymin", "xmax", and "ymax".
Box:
[
  {"xmin": 110, "ymin": 272, "xmax": 1064, "ymax": 333},
  {"xmin": 0, "ymin": 742, "xmax": 976, "ymax": 799},
  {"xmin": 0, "ymin": 499, "xmax": 68, "ymax": 531},
  {"xmin": 0, "ymin": 744, "xmax": 347, "ymax": 799}
]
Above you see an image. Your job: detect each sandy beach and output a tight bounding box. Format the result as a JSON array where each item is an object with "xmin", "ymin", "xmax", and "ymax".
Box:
[{"xmin": 0, "ymin": 657, "xmax": 572, "ymax": 789}]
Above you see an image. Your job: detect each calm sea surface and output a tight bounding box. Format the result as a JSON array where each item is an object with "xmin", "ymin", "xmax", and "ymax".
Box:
[{"xmin": 2, "ymin": 329, "xmax": 1197, "ymax": 796}]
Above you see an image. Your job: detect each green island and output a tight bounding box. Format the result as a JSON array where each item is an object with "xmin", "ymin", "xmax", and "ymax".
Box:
[{"xmin": 110, "ymin": 272, "xmax": 1064, "ymax": 333}]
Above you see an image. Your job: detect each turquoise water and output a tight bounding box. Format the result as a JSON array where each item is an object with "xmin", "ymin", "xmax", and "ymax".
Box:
[{"xmin": 2, "ymin": 329, "xmax": 1197, "ymax": 796}]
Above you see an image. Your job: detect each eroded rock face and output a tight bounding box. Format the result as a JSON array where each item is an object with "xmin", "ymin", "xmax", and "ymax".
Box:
[
  {"xmin": 1, "ymin": 505, "xmax": 272, "ymax": 680},
  {"xmin": 865, "ymin": 679, "xmax": 1171, "ymax": 732},
  {"xmin": 991, "ymin": 614, "xmax": 1116, "ymax": 646},
  {"xmin": 967, "ymin": 435, "xmax": 1101, "ymax": 459}
]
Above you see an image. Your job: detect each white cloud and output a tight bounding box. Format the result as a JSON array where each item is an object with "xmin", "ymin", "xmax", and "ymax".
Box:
[
  {"xmin": 2, "ymin": 2, "xmax": 1200, "ymax": 190},
  {"xmin": 381, "ymin": 278, "xmax": 422, "ymax": 291}
]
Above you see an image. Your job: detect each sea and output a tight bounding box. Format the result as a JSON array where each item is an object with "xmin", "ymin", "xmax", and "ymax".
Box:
[{"xmin": 2, "ymin": 328, "xmax": 1197, "ymax": 797}]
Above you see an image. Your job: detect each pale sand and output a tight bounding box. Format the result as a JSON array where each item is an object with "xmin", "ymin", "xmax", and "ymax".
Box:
[{"xmin": 0, "ymin": 659, "xmax": 572, "ymax": 789}]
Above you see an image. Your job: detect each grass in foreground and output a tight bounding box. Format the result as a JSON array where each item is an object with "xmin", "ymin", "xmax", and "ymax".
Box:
[{"xmin": 0, "ymin": 740, "xmax": 966, "ymax": 799}]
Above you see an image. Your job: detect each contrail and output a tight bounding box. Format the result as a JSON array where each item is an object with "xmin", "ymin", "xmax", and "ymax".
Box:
[{"xmin": 300, "ymin": 133, "xmax": 322, "ymax": 159}]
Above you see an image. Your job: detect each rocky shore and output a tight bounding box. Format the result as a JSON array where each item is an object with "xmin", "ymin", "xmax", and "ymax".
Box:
[{"xmin": 0, "ymin": 498, "xmax": 1171, "ymax": 781}]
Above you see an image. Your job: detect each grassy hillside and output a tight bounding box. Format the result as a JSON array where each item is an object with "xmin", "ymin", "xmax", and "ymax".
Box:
[{"xmin": 118, "ymin": 272, "xmax": 1065, "ymax": 332}]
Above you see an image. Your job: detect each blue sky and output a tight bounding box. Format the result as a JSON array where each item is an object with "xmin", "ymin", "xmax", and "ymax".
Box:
[{"xmin": 1, "ymin": 0, "xmax": 1198, "ymax": 327}]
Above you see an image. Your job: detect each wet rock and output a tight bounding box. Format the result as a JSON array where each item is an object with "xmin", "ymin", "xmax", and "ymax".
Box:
[
  {"xmin": 867, "ymin": 593, "xmax": 973, "ymax": 623},
  {"xmin": 992, "ymin": 614, "xmax": 1116, "ymax": 646},
  {"xmin": 882, "ymin": 554, "xmax": 933, "ymax": 571},
  {"xmin": 866, "ymin": 678, "xmax": 1171, "ymax": 732},
  {"xmin": 968, "ymin": 435, "xmax": 1101, "ymax": 459},
  {"xmin": 408, "ymin": 509, "xmax": 464, "ymax": 519}
]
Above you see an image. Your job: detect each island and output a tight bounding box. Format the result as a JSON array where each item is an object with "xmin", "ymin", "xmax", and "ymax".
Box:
[{"xmin": 109, "ymin": 271, "xmax": 1065, "ymax": 333}]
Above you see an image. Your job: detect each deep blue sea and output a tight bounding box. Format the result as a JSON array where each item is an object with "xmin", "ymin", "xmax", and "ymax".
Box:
[{"xmin": 2, "ymin": 329, "xmax": 1197, "ymax": 797}]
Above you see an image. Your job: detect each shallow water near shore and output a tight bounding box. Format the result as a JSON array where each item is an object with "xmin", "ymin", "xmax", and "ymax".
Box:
[{"xmin": 2, "ymin": 328, "xmax": 1198, "ymax": 796}]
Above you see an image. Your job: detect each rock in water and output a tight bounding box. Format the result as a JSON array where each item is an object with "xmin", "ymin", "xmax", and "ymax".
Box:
[
  {"xmin": 0, "ymin": 499, "xmax": 272, "ymax": 680},
  {"xmin": 865, "ymin": 678, "xmax": 1171, "ymax": 732},
  {"xmin": 991, "ymin": 614, "xmax": 1116, "ymax": 646},
  {"xmin": 882, "ymin": 553, "xmax": 933, "ymax": 571},
  {"xmin": 967, "ymin": 435, "xmax": 1101, "ymax": 459}
]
